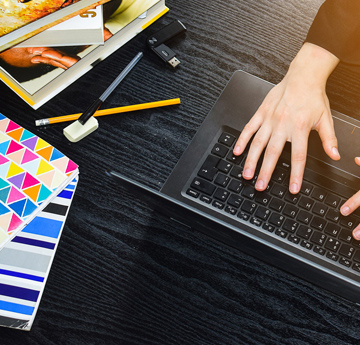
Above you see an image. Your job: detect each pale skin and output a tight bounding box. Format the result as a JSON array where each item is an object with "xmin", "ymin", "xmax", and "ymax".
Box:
[{"xmin": 233, "ymin": 42, "xmax": 360, "ymax": 240}]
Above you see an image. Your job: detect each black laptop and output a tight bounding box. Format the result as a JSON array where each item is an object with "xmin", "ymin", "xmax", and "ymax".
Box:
[{"xmin": 109, "ymin": 70, "xmax": 360, "ymax": 303}]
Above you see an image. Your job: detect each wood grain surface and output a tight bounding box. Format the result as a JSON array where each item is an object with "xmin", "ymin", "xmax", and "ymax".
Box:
[{"xmin": 1, "ymin": 0, "xmax": 360, "ymax": 344}]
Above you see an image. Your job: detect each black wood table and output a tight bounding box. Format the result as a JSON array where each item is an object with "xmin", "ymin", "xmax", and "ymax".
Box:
[{"xmin": 1, "ymin": 0, "xmax": 360, "ymax": 344}]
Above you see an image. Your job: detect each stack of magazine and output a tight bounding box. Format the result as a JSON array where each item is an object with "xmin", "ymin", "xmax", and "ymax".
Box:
[
  {"xmin": 0, "ymin": 0, "xmax": 168, "ymax": 331},
  {"xmin": 0, "ymin": 0, "xmax": 168, "ymax": 109}
]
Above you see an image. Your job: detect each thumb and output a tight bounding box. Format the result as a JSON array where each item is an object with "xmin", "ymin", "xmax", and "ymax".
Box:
[{"xmin": 316, "ymin": 115, "xmax": 340, "ymax": 161}]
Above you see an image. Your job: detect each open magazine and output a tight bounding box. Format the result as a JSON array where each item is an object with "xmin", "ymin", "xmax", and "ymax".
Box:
[{"xmin": 0, "ymin": 0, "xmax": 168, "ymax": 109}]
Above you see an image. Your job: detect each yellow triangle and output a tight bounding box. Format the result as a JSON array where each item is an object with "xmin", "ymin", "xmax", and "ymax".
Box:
[
  {"xmin": 36, "ymin": 159, "xmax": 54, "ymax": 175},
  {"xmin": 6, "ymin": 162, "xmax": 25, "ymax": 178},
  {"xmin": 35, "ymin": 138, "xmax": 50, "ymax": 151}
]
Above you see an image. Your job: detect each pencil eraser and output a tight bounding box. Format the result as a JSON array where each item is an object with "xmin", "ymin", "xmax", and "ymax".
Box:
[{"xmin": 63, "ymin": 117, "xmax": 99, "ymax": 142}]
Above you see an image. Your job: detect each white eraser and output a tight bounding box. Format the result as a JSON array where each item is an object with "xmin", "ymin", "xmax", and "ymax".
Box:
[{"xmin": 63, "ymin": 117, "xmax": 99, "ymax": 142}]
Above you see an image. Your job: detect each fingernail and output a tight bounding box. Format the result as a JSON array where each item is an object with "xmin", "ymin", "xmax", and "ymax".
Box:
[
  {"xmin": 341, "ymin": 205, "xmax": 350, "ymax": 216},
  {"xmin": 255, "ymin": 179, "xmax": 264, "ymax": 190},
  {"xmin": 332, "ymin": 147, "xmax": 340, "ymax": 158},
  {"xmin": 353, "ymin": 228, "xmax": 360, "ymax": 240},
  {"xmin": 233, "ymin": 145, "xmax": 241, "ymax": 155},
  {"xmin": 243, "ymin": 168, "xmax": 252, "ymax": 178},
  {"xmin": 290, "ymin": 183, "xmax": 298, "ymax": 194}
]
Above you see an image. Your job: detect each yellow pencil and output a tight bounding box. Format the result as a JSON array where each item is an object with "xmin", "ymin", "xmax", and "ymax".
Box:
[{"xmin": 35, "ymin": 98, "xmax": 181, "ymax": 126}]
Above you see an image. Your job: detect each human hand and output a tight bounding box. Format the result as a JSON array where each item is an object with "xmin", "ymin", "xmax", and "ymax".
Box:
[
  {"xmin": 233, "ymin": 43, "xmax": 341, "ymax": 194},
  {"xmin": 0, "ymin": 47, "xmax": 80, "ymax": 69},
  {"xmin": 340, "ymin": 157, "xmax": 360, "ymax": 240}
]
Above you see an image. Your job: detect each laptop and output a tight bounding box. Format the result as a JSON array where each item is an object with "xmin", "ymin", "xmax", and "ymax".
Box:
[{"xmin": 109, "ymin": 70, "xmax": 360, "ymax": 303}]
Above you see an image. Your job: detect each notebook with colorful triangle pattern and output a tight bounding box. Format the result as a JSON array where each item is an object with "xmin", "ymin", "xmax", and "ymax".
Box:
[{"xmin": 0, "ymin": 113, "xmax": 79, "ymax": 250}]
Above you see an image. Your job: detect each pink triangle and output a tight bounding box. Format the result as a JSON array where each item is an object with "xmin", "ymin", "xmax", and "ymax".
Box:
[
  {"xmin": 0, "ymin": 156, "xmax": 9, "ymax": 165},
  {"xmin": 8, "ymin": 213, "xmax": 23, "ymax": 232},
  {"xmin": 6, "ymin": 121, "xmax": 21, "ymax": 133},
  {"xmin": 65, "ymin": 159, "xmax": 78, "ymax": 174},
  {"xmin": 22, "ymin": 172, "xmax": 40, "ymax": 189},
  {"xmin": 21, "ymin": 149, "xmax": 39, "ymax": 165},
  {"xmin": 6, "ymin": 140, "xmax": 23, "ymax": 155},
  {"xmin": 7, "ymin": 186, "xmax": 25, "ymax": 203}
]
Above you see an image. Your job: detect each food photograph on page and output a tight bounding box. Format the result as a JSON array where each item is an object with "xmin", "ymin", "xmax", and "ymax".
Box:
[{"xmin": 0, "ymin": 0, "xmax": 159, "ymax": 96}]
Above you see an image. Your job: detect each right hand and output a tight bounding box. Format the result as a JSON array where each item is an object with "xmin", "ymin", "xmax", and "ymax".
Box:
[{"xmin": 233, "ymin": 43, "xmax": 341, "ymax": 194}]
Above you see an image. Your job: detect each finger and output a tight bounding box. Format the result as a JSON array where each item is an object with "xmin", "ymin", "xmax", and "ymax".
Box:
[
  {"xmin": 289, "ymin": 131, "xmax": 309, "ymax": 194},
  {"xmin": 31, "ymin": 56, "xmax": 69, "ymax": 70},
  {"xmin": 242, "ymin": 125, "xmax": 272, "ymax": 180},
  {"xmin": 233, "ymin": 111, "xmax": 264, "ymax": 156},
  {"xmin": 255, "ymin": 133, "xmax": 286, "ymax": 191},
  {"xmin": 40, "ymin": 50, "xmax": 79, "ymax": 68},
  {"xmin": 316, "ymin": 111, "xmax": 340, "ymax": 160},
  {"xmin": 353, "ymin": 224, "xmax": 360, "ymax": 241}
]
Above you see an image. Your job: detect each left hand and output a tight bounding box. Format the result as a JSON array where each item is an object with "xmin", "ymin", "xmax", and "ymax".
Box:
[{"xmin": 340, "ymin": 157, "xmax": 360, "ymax": 239}]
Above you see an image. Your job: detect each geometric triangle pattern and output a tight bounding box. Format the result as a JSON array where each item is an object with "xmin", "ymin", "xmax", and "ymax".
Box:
[{"xmin": 0, "ymin": 113, "xmax": 78, "ymax": 246}]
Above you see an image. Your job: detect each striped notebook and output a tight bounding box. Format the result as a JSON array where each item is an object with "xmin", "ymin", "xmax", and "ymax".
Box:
[
  {"xmin": 0, "ymin": 178, "xmax": 78, "ymax": 330},
  {"xmin": 0, "ymin": 113, "xmax": 78, "ymax": 250}
]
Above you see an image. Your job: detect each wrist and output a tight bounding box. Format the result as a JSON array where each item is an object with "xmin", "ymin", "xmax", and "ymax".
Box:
[{"xmin": 286, "ymin": 42, "xmax": 340, "ymax": 88}]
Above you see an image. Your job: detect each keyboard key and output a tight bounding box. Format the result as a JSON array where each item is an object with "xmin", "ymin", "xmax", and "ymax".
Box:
[
  {"xmin": 198, "ymin": 155, "xmax": 219, "ymax": 180},
  {"xmin": 214, "ymin": 188, "xmax": 230, "ymax": 202},
  {"xmin": 300, "ymin": 240, "xmax": 313, "ymax": 250},
  {"xmin": 339, "ymin": 258, "xmax": 351, "ymax": 267},
  {"xmin": 254, "ymin": 206, "xmax": 271, "ymax": 220},
  {"xmin": 282, "ymin": 219, "xmax": 298, "ymax": 233},
  {"xmin": 297, "ymin": 225, "xmax": 313, "ymax": 239},
  {"xmin": 297, "ymin": 210, "xmax": 312, "ymax": 225},
  {"xmin": 325, "ymin": 194, "xmax": 341, "ymax": 208},
  {"xmin": 324, "ymin": 238, "xmax": 341, "ymax": 252},
  {"xmin": 300, "ymin": 181, "xmax": 313, "ymax": 196},
  {"xmin": 339, "ymin": 229, "xmax": 352, "ymax": 243},
  {"xmin": 275, "ymin": 229, "xmax": 287, "ymax": 238},
  {"xmin": 271, "ymin": 183, "xmax": 287, "ymax": 198},
  {"xmin": 228, "ymin": 179, "xmax": 243, "ymax": 193},
  {"xmin": 227, "ymin": 194, "xmax": 243, "ymax": 208},
  {"xmin": 352, "ymin": 263, "xmax": 360, "ymax": 273},
  {"xmin": 326, "ymin": 209, "xmax": 341, "ymax": 223},
  {"xmin": 226, "ymin": 151, "xmax": 243, "ymax": 165},
  {"xmin": 269, "ymin": 213, "xmax": 285, "ymax": 227},
  {"xmin": 191, "ymin": 177, "xmax": 216, "ymax": 196},
  {"xmin": 340, "ymin": 215, "xmax": 358, "ymax": 229},
  {"xmin": 310, "ymin": 232, "xmax": 326, "ymax": 246},
  {"xmin": 313, "ymin": 246, "xmax": 326, "ymax": 256},
  {"xmin": 288, "ymin": 234, "xmax": 300, "ymax": 244},
  {"xmin": 269, "ymin": 198, "xmax": 285, "ymax": 212},
  {"xmin": 255, "ymin": 192, "xmax": 271, "ymax": 206},
  {"xmin": 241, "ymin": 185, "xmax": 256, "ymax": 199},
  {"xmin": 241, "ymin": 200, "xmax": 257, "ymax": 214},
  {"xmin": 230, "ymin": 166, "xmax": 243, "ymax": 180},
  {"xmin": 263, "ymin": 223, "xmax": 276, "ymax": 232},
  {"xmin": 219, "ymin": 132, "xmax": 236, "ymax": 147},
  {"xmin": 212, "ymin": 200, "xmax": 225, "ymax": 210},
  {"xmin": 200, "ymin": 195, "xmax": 212, "ymax": 204},
  {"xmin": 312, "ymin": 187, "xmax": 327, "ymax": 201},
  {"xmin": 353, "ymin": 250, "xmax": 360, "ymax": 263},
  {"xmin": 214, "ymin": 173, "xmax": 230, "ymax": 187},
  {"xmin": 324, "ymin": 223, "xmax": 340, "ymax": 237},
  {"xmin": 237, "ymin": 211, "xmax": 250, "ymax": 221},
  {"xmin": 326, "ymin": 252, "xmax": 339, "ymax": 262},
  {"xmin": 217, "ymin": 159, "xmax": 233, "ymax": 173},
  {"xmin": 186, "ymin": 189, "xmax": 199, "ymax": 198},
  {"xmin": 277, "ymin": 158, "xmax": 291, "ymax": 171},
  {"xmin": 339, "ymin": 244, "xmax": 355, "ymax": 259},
  {"xmin": 250, "ymin": 217, "xmax": 262, "ymax": 227},
  {"xmin": 211, "ymin": 143, "xmax": 228, "ymax": 158},
  {"xmin": 298, "ymin": 196, "xmax": 314, "ymax": 211},
  {"xmin": 310, "ymin": 216, "xmax": 327, "ymax": 231},
  {"xmin": 312, "ymin": 202, "xmax": 328, "ymax": 217},
  {"xmin": 225, "ymin": 205, "xmax": 237, "ymax": 215},
  {"xmin": 285, "ymin": 192, "xmax": 300, "ymax": 204},
  {"xmin": 271, "ymin": 167, "xmax": 287, "ymax": 183},
  {"xmin": 283, "ymin": 204, "xmax": 299, "ymax": 218}
]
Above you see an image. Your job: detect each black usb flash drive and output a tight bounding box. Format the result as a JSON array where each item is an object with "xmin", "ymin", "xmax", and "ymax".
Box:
[{"xmin": 147, "ymin": 20, "xmax": 187, "ymax": 67}]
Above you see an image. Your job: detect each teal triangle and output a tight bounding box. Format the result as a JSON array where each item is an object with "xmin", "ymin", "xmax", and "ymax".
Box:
[
  {"xmin": 0, "ymin": 186, "xmax": 10, "ymax": 204},
  {"xmin": 50, "ymin": 148, "xmax": 64, "ymax": 162},
  {"xmin": 0, "ymin": 178, "xmax": 9, "ymax": 189},
  {"xmin": 0, "ymin": 162, "xmax": 10, "ymax": 179},
  {"xmin": 0, "ymin": 203, "xmax": 10, "ymax": 215},
  {"xmin": 8, "ymin": 199, "xmax": 26, "ymax": 217},
  {"xmin": 22, "ymin": 199, "xmax": 37, "ymax": 217},
  {"xmin": 0, "ymin": 141, "xmax": 10, "ymax": 156},
  {"xmin": 20, "ymin": 129, "xmax": 35, "ymax": 142},
  {"xmin": 37, "ymin": 185, "xmax": 52, "ymax": 203}
]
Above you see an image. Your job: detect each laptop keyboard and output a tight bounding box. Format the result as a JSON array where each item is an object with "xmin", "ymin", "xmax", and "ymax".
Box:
[{"xmin": 183, "ymin": 128, "xmax": 360, "ymax": 274}]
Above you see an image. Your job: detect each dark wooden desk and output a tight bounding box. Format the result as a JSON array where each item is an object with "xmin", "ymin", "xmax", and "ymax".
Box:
[{"xmin": 1, "ymin": 0, "xmax": 360, "ymax": 343}]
